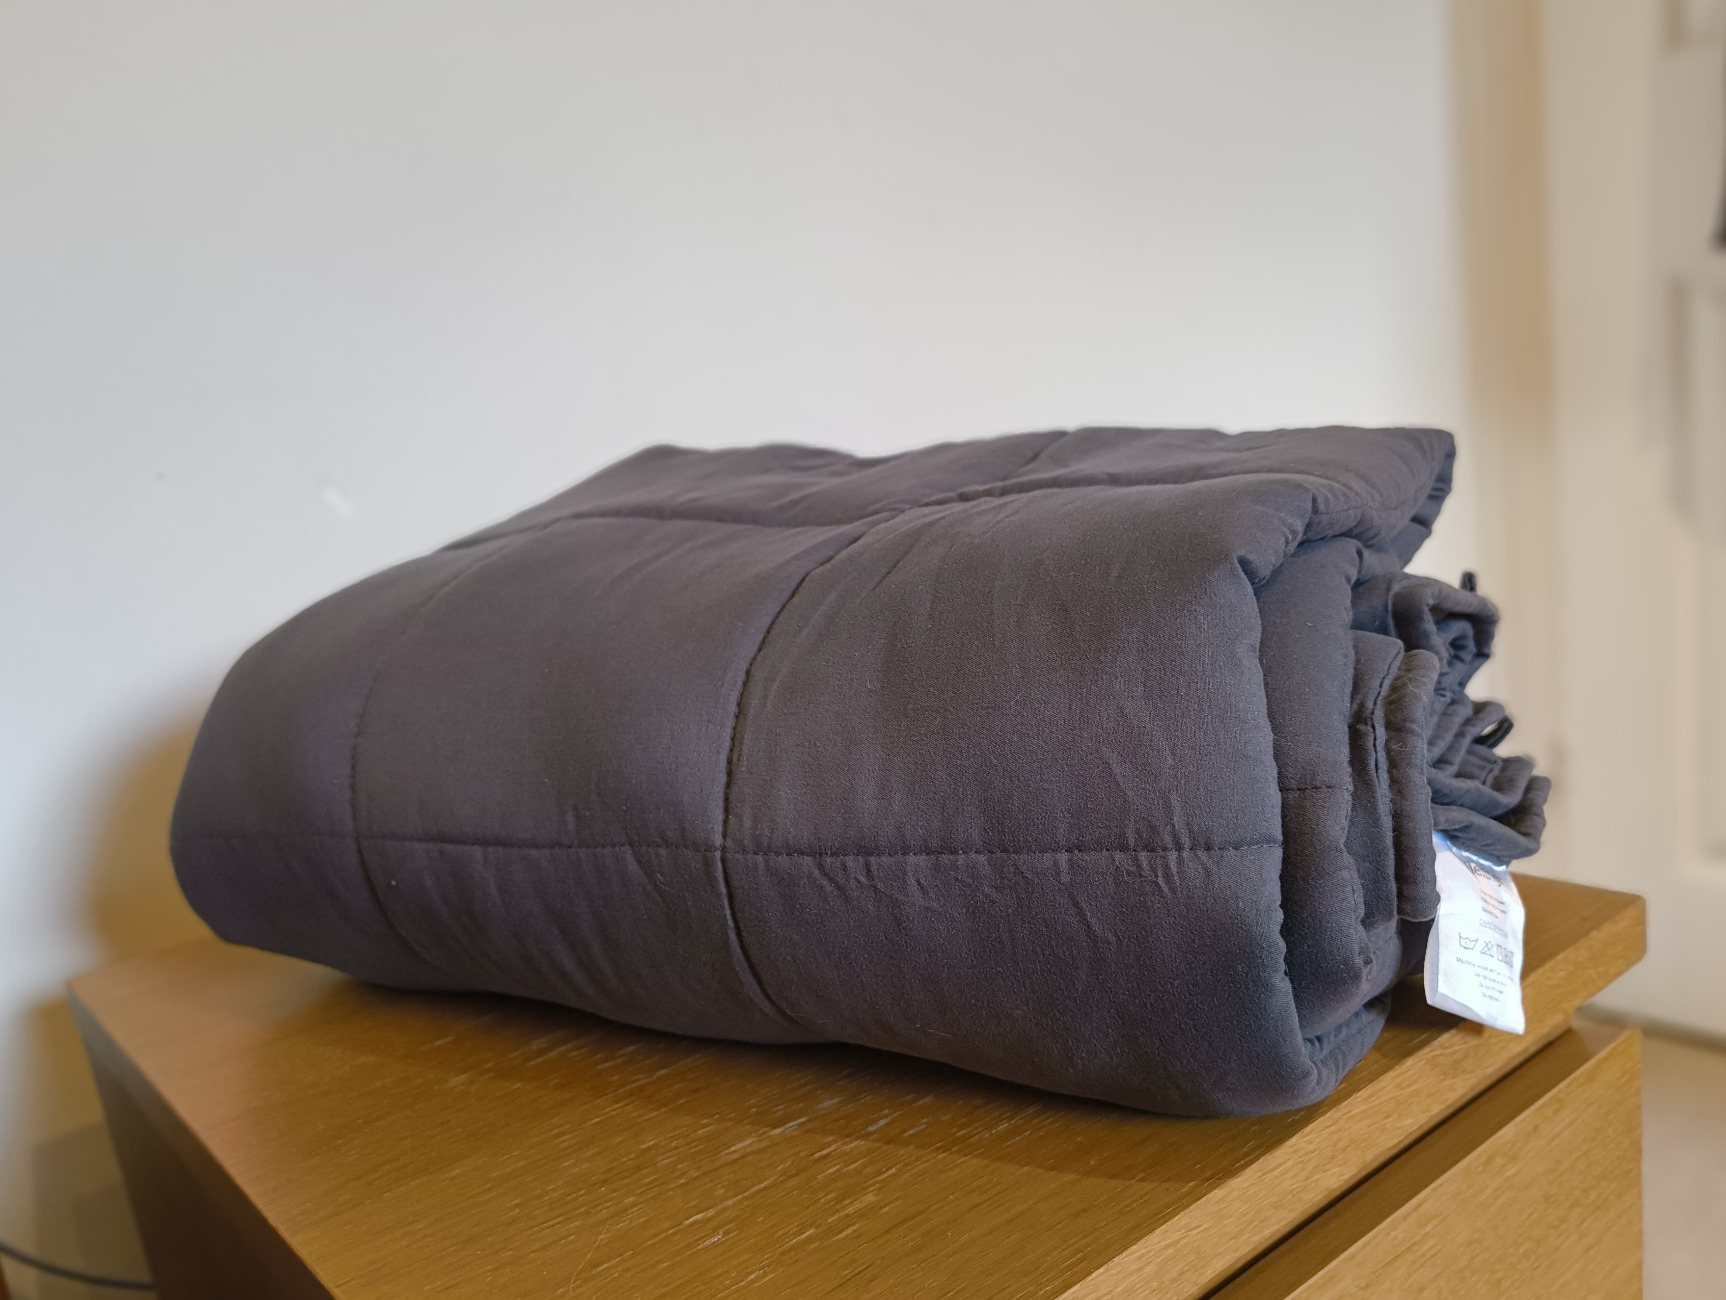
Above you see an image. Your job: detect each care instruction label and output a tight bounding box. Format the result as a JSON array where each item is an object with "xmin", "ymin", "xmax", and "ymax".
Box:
[{"xmin": 1423, "ymin": 832, "xmax": 1526, "ymax": 1034}]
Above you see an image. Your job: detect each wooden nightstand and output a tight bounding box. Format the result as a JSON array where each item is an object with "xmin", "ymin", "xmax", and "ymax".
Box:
[{"xmin": 70, "ymin": 875, "xmax": 1644, "ymax": 1299}]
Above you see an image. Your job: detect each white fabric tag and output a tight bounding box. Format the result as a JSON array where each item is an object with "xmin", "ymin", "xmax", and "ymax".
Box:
[{"xmin": 1423, "ymin": 832, "xmax": 1526, "ymax": 1034}]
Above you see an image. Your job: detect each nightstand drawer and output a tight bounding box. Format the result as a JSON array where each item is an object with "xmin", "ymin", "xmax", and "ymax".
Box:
[{"xmin": 1213, "ymin": 1023, "xmax": 1641, "ymax": 1300}]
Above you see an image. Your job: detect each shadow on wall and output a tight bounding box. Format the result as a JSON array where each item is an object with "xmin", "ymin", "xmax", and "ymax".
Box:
[
  {"xmin": 4, "ymin": 721, "xmax": 211, "ymax": 1300},
  {"xmin": 81, "ymin": 723, "xmax": 214, "ymax": 966}
]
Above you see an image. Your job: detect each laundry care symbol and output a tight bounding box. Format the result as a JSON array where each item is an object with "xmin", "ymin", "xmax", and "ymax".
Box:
[{"xmin": 1458, "ymin": 936, "xmax": 1479, "ymax": 951}]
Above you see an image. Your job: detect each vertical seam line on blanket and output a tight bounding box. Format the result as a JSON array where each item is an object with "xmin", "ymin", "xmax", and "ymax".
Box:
[
  {"xmin": 715, "ymin": 524, "xmax": 880, "ymax": 1033},
  {"xmin": 714, "ymin": 440, "xmax": 1054, "ymax": 1032},
  {"xmin": 347, "ymin": 518, "xmax": 571, "ymax": 977}
]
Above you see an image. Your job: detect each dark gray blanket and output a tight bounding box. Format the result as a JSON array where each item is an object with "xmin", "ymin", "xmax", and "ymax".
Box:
[{"xmin": 171, "ymin": 426, "xmax": 1548, "ymax": 1117}]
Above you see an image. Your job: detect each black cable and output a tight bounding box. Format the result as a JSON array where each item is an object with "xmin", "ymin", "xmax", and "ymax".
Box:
[{"xmin": 0, "ymin": 1237, "xmax": 154, "ymax": 1291}]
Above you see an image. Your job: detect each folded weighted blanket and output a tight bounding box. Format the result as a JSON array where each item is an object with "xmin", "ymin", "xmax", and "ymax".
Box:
[{"xmin": 171, "ymin": 426, "xmax": 1548, "ymax": 1117}]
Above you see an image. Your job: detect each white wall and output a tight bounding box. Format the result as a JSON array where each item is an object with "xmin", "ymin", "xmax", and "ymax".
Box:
[{"xmin": 0, "ymin": 1, "xmax": 1468, "ymax": 1290}]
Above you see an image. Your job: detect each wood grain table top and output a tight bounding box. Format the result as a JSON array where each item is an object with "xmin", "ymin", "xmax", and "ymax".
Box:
[{"xmin": 69, "ymin": 874, "xmax": 1643, "ymax": 1299}]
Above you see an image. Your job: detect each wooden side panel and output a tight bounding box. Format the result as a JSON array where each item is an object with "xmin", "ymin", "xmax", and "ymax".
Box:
[
  {"xmin": 78, "ymin": 1003, "xmax": 335, "ymax": 1300},
  {"xmin": 1213, "ymin": 1025, "xmax": 1642, "ymax": 1300}
]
